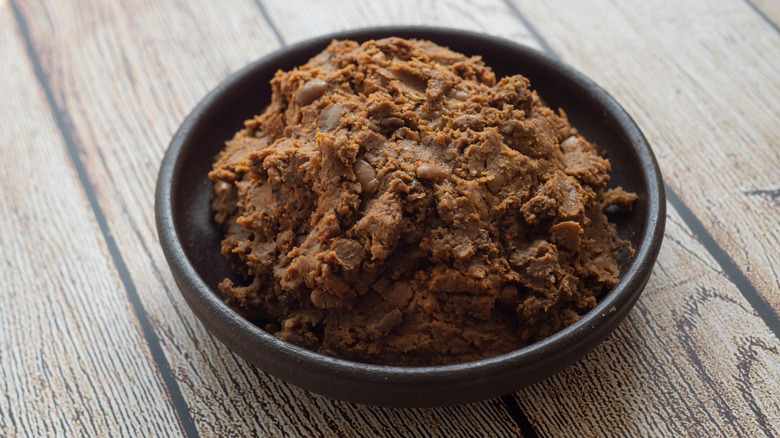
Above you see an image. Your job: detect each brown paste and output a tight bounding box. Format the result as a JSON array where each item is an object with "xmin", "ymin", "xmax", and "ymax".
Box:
[{"xmin": 209, "ymin": 38, "xmax": 637, "ymax": 365}]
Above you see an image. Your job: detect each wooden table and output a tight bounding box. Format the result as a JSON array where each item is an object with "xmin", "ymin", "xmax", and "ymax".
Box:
[{"xmin": 2, "ymin": 0, "xmax": 779, "ymax": 436}]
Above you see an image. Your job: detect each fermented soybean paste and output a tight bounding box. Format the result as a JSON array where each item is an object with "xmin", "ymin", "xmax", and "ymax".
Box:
[{"xmin": 209, "ymin": 38, "xmax": 637, "ymax": 366}]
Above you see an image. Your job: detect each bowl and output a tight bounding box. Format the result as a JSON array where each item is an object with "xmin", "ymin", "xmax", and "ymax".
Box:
[{"xmin": 155, "ymin": 26, "xmax": 665, "ymax": 408}]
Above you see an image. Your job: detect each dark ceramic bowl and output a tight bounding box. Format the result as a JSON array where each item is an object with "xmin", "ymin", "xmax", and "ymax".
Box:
[{"xmin": 155, "ymin": 27, "xmax": 665, "ymax": 408}]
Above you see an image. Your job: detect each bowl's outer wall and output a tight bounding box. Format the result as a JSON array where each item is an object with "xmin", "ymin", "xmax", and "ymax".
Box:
[{"xmin": 156, "ymin": 27, "xmax": 666, "ymax": 407}]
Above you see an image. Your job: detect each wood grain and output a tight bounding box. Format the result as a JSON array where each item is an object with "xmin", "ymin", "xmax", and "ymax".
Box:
[
  {"xmin": 513, "ymin": 207, "xmax": 780, "ymax": 437},
  {"xmin": 749, "ymin": 0, "xmax": 780, "ymax": 29},
  {"xmin": 0, "ymin": 5, "xmax": 184, "ymax": 436},
  {"xmin": 12, "ymin": 0, "xmax": 528, "ymax": 435},
  {"xmin": 262, "ymin": 0, "xmax": 542, "ymax": 49},
  {"xmin": 507, "ymin": 0, "xmax": 780, "ymax": 316}
]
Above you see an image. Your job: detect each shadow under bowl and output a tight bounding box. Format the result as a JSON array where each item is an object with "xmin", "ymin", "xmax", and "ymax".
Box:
[{"xmin": 155, "ymin": 26, "xmax": 665, "ymax": 408}]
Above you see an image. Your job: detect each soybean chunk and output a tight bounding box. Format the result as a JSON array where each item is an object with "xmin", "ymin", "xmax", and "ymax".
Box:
[
  {"xmin": 295, "ymin": 79, "xmax": 328, "ymax": 106},
  {"xmin": 354, "ymin": 159, "xmax": 379, "ymax": 193},
  {"xmin": 209, "ymin": 38, "xmax": 635, "ymax": 366},
  {"xmin": 415, "ymin": 163, "xmax": 448, "ymax": 181}
]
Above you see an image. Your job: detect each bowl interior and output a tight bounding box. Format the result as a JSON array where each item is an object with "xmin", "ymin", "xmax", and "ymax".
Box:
[{"xmin": 161, "ymin": 27, "xmax": 663, "ymax": 407}]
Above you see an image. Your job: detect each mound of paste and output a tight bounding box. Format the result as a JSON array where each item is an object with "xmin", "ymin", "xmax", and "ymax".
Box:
[{"xmin": 209, "ymin": 38, "xmax": 636, "ymax": 365}]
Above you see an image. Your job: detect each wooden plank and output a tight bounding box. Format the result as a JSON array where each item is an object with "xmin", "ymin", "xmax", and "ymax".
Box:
[
  {"xmin": 0, "ymin": 6, "xmax": 184, "ymax": 437},
  {"xmin": 261, "ymin": 0, "xmax": 542, "ymax": 49},
  {"xmin": 13, "ymin": 0, "xmax": 527, "ymax": 435},
  {"xmin": 514, "ymin": 206, "xmax": 780, "ymax": 436},
  {"xmin": 507, "ymin": 0, "xmax": 780, "ymax": 316},
  {"xmin": 749, "ymin": 0, "xmax": 780, "ymax": 29}
]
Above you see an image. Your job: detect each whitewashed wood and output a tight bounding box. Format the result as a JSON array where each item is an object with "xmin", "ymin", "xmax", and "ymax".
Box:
[
  {"xmin": 508, "ymin": 0, "xmax": 780, "ymax": 315},
  {"xmin": 0, "ymin": 5, "xmax": 183, "ymax": 437},
  {"xmin": 13, "ymin": 0, "xmax": 527, "ymax": 436},
  {"xmin": 7, "ymin": 0, "xmax": 780, "ymax": 435},
  {"xmin": 514, "ymin": 207, "xmax": 780, "ymax": 436},
  {"xmin": 262, "ymin": 0, "xmax": 542, "ymax": 50}
]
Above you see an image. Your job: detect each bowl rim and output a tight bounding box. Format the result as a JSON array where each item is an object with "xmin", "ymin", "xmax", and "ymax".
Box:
[{"xmin": 155, "ymin": 25, "xmax": 666, "ymax": 404}]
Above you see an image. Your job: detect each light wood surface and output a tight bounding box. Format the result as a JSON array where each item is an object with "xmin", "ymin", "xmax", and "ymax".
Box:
[
  {"xmin": 0, "ymin": 7, "xmax": 182, "ymax": 437},
  {"xmin": 2, "ymin": 0, "xmax": 779, "ymax": 436}
]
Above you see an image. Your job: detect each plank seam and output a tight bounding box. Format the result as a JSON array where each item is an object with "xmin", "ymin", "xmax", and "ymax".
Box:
[
  {"xmin": 743, "ymin": 0, "xmax": 780, "ymax": 34},
  {"xmin": 501, "ymin": 395, "xmax": 540, "ymax": 438},
  {"xmin": 501, "ymin": 0, "xmax": 558, "ymax": 56},
  {"xmin": 9, "ymin": 2, "xmax": 200, "ymax": 436},
  {"xmin": 665, "ymin": 185, "xmax": 780, "ymax": 339},
  {"xmin": 252, "ymin": 0, "xmax": 287, "ymax": 46}
]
